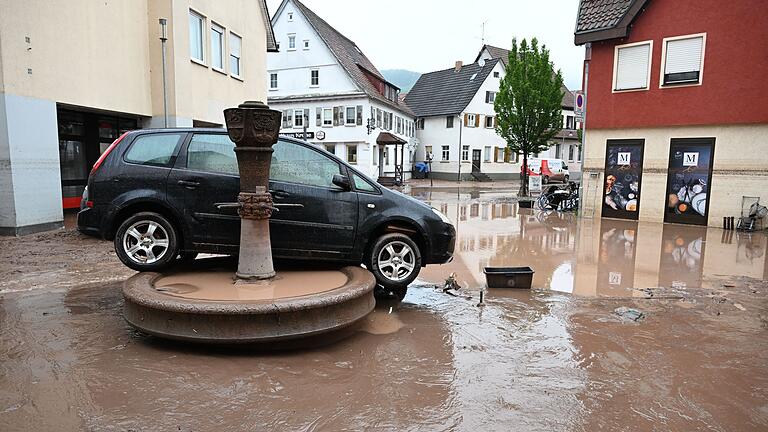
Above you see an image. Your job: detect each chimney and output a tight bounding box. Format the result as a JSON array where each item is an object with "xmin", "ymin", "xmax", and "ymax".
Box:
[{"xmin": 454, "ymin": 61, "xmax": 463, "ymax": 72}]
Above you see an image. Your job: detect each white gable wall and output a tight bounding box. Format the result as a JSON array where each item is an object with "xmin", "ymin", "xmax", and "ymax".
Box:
[{"xmin": 268, "ymin": 0, "xmax": 358, "ymax": 96}]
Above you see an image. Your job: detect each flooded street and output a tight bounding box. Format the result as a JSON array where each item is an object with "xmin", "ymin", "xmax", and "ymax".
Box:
[{"xmin": 1, "ymin": 187, "xmax": 767, "ymax": 431}]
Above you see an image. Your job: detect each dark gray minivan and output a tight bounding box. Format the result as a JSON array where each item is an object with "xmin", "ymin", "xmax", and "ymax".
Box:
[{"xmin": 78, "ymin": 128, "xmax": 455, "ymax": 297}]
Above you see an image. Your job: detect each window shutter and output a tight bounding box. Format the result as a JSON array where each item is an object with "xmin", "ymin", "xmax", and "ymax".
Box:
[
  {"xmin": 504, "ymin": 147, "xmax": 511, "ymax": 163},
  {"xmin": 475, "ymin": 114, "xmax": 480, "ymax": 128},
  {"xmin": 494, "ymin": 148, "xmax": 499, "ymax": 162},
  {"xmin": 286, "ymin": 109, "xmax": 293, "ymax": 126},
  {"xmin": 338, "ymin": 106, "xmax": 344, "ymax": 124},
  {"xmin": 303, "ymin": 109, "xmax": 309, "ymax": 125},
  {"xmin": 664, "ymin": 36, "xmax": 703, "ymax": 80},
  {"xmin": 316, "ymin": 107, "xmax": 322, "ymax": 126},
  {"xmin": 464, "ymin": 114, "xmax": 469, "ymax": 126},
  {"xmin": 615, "ymin": 43, "xmax": 650, "ymax": 90},
  {"xmin": 333, "ymin": 107, "xmax": 339, "ymax": 126},
  {"xmin": 281, "ymin": 110, "xmax": 289, "ymax": 128},
  {"xmin": 356, "ymin": 105, "xmax": 363, "ymax": 125}
]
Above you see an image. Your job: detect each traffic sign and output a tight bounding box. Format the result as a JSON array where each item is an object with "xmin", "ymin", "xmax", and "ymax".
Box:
[{"xmin": 574, "ymin": 91, "xmax": 585, "ymax": 120}]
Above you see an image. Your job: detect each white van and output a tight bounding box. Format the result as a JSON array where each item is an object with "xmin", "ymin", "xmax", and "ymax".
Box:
[{"xmin": 526, "ymin": 158, "xmax": 570, "ymax": 184}]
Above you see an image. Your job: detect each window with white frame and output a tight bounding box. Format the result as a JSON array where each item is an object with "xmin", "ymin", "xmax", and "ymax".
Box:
[
  {"xmin": 310, "ymin": 69, "xmax": 319, "ymax": 86},
  {"xmin": 322, "ymin": 108, "xmax": 333, "ymax": 126},
  {"xmin": 485, "ymin": 91, "xmax": 496, "ymax": 103},
  {"xmin": 566, "ymin": 115, "xmax": 575, "ymax": 129},
  {"xmin": 485, "ymin": 116, "xmax": 494, "ymax": 128},
  {"xmin": 568, "ymin": 145, "xmax": 575, "ymax": 161},
  {"xmin": 441, "ymin": 145, "xmax": 450, "ymax": 161},
  {"xmin": 467, "ymin": 113, "xmax": 476, "ymax": 127},
  {"xmin": 461, "ymin": 145, "xmax": 469, "ymax": 161},
  {"xmin": 613, "ymin": 41, "xmax": 652, "ymax": 91},
  {"xmin": 446, "ymin": 116, "xmax": 454, "ymax": 128},
  {"xmin": 287, "ymin": 12, "xmax": 294, "ymax": 21},
  {"xmin": 229, "ymin": 33, "xmax": 242, "ymax": 77},
  {"xmin": 495, "ymin": 147, "xmax": 504, "ymax": 162},
  {"xmin": 303, "ymin": 39, "xmax": 310, "ymax": 50},
  {"xmin": 288, "ymin": 34, "xmax": 296, "ymax": 50},
  {"xmin": 493, "ymin": 71, "xmax": 500, "ymax": 78},
  {"xmin": 347, "ymin": 145, "xmax": 358, "ymax": 164},
  {"xmin": 425, "ymin": 145, "xmax": 433, "ymax": 160},
  {"xmin": 210, "ymin": 23, "xmax": 224, "ymax": 70},
  {"xmin": 484, "ymin": 146, "xmax": 492, "ymax": 162},
  {"xmin": 661, "ymin": 34, "xmax": 705, "ymax": 86},
  {"xmin": 345, "ymin": 107, "xmax": 356, "ymax": 125},
  {"xmin": 269, "ymin": 73, "xmax": 278, "ymax": 89},
  {"xmin": 293, "ymin": 109, "xmax": 304, "ymax": 128},
  {"xmin": 189, "ymin": 10, "xmax": 205, "ymax": 62}
]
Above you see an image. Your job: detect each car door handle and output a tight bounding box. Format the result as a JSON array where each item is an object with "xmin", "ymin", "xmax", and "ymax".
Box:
[
  {"xmin": 177, "ymin": 180, "xmax": 200, "ymax": 189},
  {"xmin": 269, "ymin": 189, "xmax": 290, "ymax": 198}
]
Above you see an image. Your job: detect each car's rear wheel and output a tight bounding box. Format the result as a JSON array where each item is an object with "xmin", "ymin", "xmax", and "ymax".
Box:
[
  {"xmin": 367, "ymin": 233, "xmax": 421, "ymax": 299},
  {"xmin": 115, "ymin": 212, "xmax": 179, "ymax": 272}
]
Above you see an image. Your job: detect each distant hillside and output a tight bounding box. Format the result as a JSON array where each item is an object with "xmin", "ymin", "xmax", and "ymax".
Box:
[{"xmin": 381, "ymin": 69, "xmax": 421, "ymax": 93}]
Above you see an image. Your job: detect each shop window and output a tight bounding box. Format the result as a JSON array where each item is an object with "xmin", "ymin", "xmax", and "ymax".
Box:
[{"xmin": 347, "ymin": 145, "xmax": 358, "ymax": 164}]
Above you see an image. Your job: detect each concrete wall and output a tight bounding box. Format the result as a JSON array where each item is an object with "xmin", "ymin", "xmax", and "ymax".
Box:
[
  {"xmin": 581, "ymin": 124, "xmax": 768, "ymax": 226},
  {"xmin": 0, "ymin": 94, "xmax": 61, "ymax": 234}
]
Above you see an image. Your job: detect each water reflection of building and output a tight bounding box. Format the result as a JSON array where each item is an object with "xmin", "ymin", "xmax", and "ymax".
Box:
[{"xmin": 573, "ymin": 219, "xmax": 768, "ymax": 296}]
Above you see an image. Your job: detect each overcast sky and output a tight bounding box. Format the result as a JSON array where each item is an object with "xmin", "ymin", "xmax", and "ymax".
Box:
[{"xmin": 266, "ymin": 0, "xmax": 585, "ymax": 90}]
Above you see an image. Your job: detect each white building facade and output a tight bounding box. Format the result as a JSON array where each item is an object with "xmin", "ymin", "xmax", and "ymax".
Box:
[
  {"xmin": 407, "ymin": 45, "xmax": 581, "ymax": 182},
  {"xmin": 267, "ymin": 0, "xmax": 415, "ymax": 183}
]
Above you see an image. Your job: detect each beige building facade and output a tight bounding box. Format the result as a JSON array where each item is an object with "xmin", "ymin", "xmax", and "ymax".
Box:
[{"xmin": 0, "ymin": 0, "xmax": 276, "ymax": 235}]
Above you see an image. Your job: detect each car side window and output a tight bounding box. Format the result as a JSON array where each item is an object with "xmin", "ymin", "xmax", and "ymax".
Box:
[
  {"xmin": 351, "ymin": 172, "xmax": 377, "ymax": 193},
  {"xmin": 270, "ymin": 140, "xmax": 341, "ymax": 188},
  {"xmin": 124, "ymin": 133, "xmax": 183, "ymax": 166},
  {"xmin": 187, "ymin": 134, "xmax": 238, "ymax": 175}
]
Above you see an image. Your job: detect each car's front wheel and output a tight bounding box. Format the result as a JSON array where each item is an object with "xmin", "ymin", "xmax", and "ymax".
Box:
[
  {"xmin": 114, "ymin": 212, "xmax": 179, "ymax": 272},
  {"xmin": 367, "ymin": 233, "xmax": 422, "ymax": 299}
]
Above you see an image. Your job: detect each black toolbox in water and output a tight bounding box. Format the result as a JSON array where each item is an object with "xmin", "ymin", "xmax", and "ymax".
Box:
[{"xmin": 483, "ymin": 266, "xmax": 535, "ymax": 288}]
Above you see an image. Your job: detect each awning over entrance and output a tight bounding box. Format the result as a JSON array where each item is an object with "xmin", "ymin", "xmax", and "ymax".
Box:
[
  {"xmin": 375, "ymin": 132, "xmax": 408, "ymax": 185},
  {"xmin": 376, "ymin": 131, "xmax": 407, "ymax": 145}
]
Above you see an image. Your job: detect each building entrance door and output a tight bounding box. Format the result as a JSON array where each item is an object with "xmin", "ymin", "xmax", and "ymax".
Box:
[
  {"xmin": 57, "ymin": 108, "xmax": 138, "ymax": 209},
  {"xmin": 663, "ymin": 138, "xmax": 715, "ymax": 225},
  {"xmin": 472, "ymin": 149, "xmax": 481, "ymax": 173}
]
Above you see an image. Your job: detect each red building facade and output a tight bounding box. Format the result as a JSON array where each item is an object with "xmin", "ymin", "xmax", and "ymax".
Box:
[{"xmin": 575, "ymin": 0, "xmax": 768, "ymax": 227}]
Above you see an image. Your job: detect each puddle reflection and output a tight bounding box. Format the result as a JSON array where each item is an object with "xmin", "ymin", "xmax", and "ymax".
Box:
[{"xmin": 417, "ymin": 189, "xmax": 768, "ymax": 296}]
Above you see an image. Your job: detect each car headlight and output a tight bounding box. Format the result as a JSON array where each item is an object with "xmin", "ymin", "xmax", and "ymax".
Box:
[{"xmin": 431, "ymin": 207, "xmax": 452, "ymax": 225}]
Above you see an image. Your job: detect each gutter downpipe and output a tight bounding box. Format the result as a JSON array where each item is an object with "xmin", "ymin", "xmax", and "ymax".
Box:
[{"xmin": 457, "ymin": 114, "xmax": 463, "ymax": 182}]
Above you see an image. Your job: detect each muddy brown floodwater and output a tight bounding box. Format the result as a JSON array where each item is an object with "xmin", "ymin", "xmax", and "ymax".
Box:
[{"xmin": 1, "ymin": 190, "xmax": 767, "ymax": 431}]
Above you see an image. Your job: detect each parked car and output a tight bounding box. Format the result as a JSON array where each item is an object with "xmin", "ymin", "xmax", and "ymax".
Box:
[
  {"xmin": 524, "ymin": 158, "xmax": 570, "ymax": 184},
  {"xmin": 77, "ymin": 128, "xmax": 455, "ymax": 297}
]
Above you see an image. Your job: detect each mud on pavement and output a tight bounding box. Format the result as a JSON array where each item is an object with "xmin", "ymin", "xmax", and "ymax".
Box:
[{"xmin": 1, "ymin": 192, "xmax": 768, "ymax": 431}]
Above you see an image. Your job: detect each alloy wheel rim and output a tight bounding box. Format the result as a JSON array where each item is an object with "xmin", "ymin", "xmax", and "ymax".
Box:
[
  {"xmin": 123, "ymin": 221, "xmax": 170, "ymax": 264},
  {"xmin": 377, "ymin": 241, "xmax": 415, "ymax": 282}
]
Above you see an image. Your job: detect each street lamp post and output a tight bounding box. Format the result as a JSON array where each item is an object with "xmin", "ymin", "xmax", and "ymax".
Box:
[{"xmin": 159, "ymin": 18, "xmax": 169, "ymax": 128}]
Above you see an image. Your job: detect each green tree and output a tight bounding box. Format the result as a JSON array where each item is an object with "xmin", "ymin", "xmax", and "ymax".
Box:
[{"xmin": 494, "ymin": 38, "xmax": 564, "ymax": 196}]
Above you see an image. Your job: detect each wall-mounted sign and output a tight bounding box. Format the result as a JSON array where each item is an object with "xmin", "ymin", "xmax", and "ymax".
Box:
[
  {"xmin": 574, "ymin": 91, "xmax": 585, "ymax": 120},
  {"xmin": 529, "ymin": 175, "xmax": 541, "ymax": 193},
  {"xmin": 316, "ymin": 130, "xmax": 326, "ymax": 141},
  {"xmin": 602, "ymin": 139, "xmax": 644, "ymax": 220},
  {"xmin": 664, "ymin": 138, "xmax": 715, "ymax": 225},
  {"xmin": 281, "ymin": 131, "xmax": 315, "ymax": 140}
]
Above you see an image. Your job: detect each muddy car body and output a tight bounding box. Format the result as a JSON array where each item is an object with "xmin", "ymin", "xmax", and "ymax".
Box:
[{"xmin": 77, "ymin": 129, "xmax": 455, "ymax": 295}]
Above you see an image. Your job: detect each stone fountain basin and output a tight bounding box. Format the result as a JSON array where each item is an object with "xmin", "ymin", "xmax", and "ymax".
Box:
[{"xmin": 123, "ymin": 266, "xmax": 376, "ymax": 344}]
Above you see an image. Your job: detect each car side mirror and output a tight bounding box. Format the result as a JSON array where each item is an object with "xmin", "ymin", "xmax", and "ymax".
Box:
[{"xmin": 332, "ymin": 174, "xmax": 351, "ymax": 191}]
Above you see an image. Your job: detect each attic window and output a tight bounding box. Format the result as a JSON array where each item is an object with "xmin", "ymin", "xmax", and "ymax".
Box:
[
  {"xmin": 493, "ymin": 71, "xmax": 500, "ymax": 78},
  {"xmin": 470, "ymin": 73, "xmax": 478, "ymax": 81},
  {"xmin": 287, "ymin": 12, "xmax": 293, "ymax": 21}
]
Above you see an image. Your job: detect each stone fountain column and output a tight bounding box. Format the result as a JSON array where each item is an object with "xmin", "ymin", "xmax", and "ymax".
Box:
[{"xmin": 223, "ymin": 101, "xmax": 282, "ymax": 281}]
